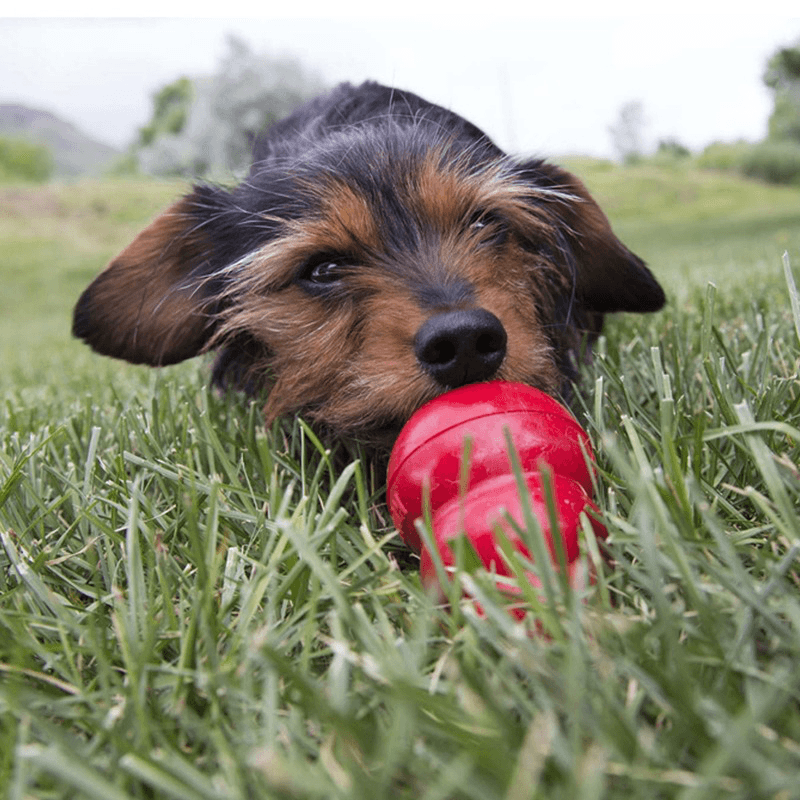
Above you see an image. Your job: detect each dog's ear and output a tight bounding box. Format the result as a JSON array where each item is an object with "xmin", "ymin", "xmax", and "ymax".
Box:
[
  {"xmin": 519, "ymin": 160, "xmax": 665, "ymax": 314},
  {"xmin": 73, "ymin": 187, "xmax": 233, "ymax": 366}
]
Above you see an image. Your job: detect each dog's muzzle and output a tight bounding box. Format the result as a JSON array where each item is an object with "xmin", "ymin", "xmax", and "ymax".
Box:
[{"xmin": 414, "ymin": 308, "xmax": 507, "ymax": 388}]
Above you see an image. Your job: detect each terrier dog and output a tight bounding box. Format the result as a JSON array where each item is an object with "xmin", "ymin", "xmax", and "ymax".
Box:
[{"xmin": 73, "ymin": 81, "xmax": 664, "ymax": 450}]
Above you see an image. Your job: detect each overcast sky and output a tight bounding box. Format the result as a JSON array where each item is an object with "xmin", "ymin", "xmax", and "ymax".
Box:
[{"xmin": 2, "ymin": 5, "xmax": 799, "ymax": 159}]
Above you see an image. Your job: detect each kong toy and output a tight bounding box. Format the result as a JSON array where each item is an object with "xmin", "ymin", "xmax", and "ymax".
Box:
[{"xmin": 386, "ymin": 381, "xmax": 607, "ymax": 610}]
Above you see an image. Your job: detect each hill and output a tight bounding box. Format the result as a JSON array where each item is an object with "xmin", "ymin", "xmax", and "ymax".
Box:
[{"xmin": 0, "ymin": 103, "xmax": 120, "ymax": 177}]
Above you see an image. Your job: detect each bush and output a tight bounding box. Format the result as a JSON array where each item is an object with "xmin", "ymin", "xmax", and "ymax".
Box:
[
  {"xmin": 696, "ymin": 139, "xmax": 754, "ymax": 172},
  {"xmin": 739, "ymin": 139, "xmax": 800, "ymax": 185},
  {"xmin": 697, "ymin": 138, "xmax": 800, "ymax": 186},
  {"xmin": 0, "ymin": 136, "xmax": 53, "ymax": 182}
]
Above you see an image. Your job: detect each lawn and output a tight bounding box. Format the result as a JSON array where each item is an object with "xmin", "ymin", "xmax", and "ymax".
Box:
[{"xmin": 1, "ymin": 164, "xmax": 799, "ymax": 799}]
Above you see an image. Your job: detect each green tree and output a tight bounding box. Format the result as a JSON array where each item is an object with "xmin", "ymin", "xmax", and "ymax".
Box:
[
  {"xmin": 136, "ymin": 35, "xmax": 326, "ymax": 178},
  {"xmin": 656, "ymin": 137, "xmax": 691, "ymax": 158},
  {"xmin": 764, "ymin": 38, "xmax": 800, "ymax": 142},
  {"xmin": 138, "ymin": 77, "xmax": 193, "ymax": 147}
]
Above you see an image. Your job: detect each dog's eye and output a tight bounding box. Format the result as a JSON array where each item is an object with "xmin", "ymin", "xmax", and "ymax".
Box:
[
  {"xmin": 467, "ymin": 211, "xmax": 507, "ymax": 246},
  {"xmin": 297, "ymin": 255, "xmax": 348, "ymax": 292},
  {"xmin": 307, "ymin": 261, "xmax": 341, "ymax": 283}
]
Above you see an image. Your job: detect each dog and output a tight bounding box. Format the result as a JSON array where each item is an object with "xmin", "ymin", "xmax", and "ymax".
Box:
[{"xmin": 73, "ymin": 81, "xmax": 665, "ymax": 451}]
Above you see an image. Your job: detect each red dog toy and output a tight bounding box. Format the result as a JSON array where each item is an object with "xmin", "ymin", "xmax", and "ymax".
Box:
[{"xmin": 386, "ymin": 381, "xmax": 607, "ymax": 610}]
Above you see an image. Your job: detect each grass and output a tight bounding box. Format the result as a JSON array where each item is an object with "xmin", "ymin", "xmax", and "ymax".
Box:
[{"xmin": 1, "ymin": 165, "xmax": 800, "ymax": 799}]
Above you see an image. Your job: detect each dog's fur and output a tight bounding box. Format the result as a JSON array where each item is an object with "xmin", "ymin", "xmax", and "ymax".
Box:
[{"xmin": 73, "ymin": 81, "xmax": 664, "ymax": 450}]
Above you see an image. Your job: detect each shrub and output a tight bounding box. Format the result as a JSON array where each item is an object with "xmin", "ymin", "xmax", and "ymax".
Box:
[
  {"xmin": 696, "ymin": 139, "xmax": 754, "ymax": 172},
  {"xmin": 739, "ymin": 139, "xmax": 800, "ymax": 185},
  {"xmin": 0, "ymin": 136, "xmax": 53, "ymax": 182},
  {"xmin": 697, "ymin": 138, "xmax": 800, "ymax": 186}
]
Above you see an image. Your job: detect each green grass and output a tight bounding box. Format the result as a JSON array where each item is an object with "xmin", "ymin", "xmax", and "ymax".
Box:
[{"xmin": 1, "ymin": 166, "xmax": 800, "ymax": 799}]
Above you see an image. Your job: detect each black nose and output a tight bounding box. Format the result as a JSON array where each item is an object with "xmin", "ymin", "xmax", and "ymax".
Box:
[{"xmin": 414, "ymin": 308, "xmax": 507, "ymax": 388}]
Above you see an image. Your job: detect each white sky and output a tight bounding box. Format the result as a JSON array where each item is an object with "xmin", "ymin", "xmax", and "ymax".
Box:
[{"xmin": 2, "ymin": 4, "xmax": 799, "ymax": 159}]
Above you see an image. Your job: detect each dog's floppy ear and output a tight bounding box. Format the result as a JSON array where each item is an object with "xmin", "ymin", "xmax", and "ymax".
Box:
[
  {"xmin": 520, "ymin": 160, "xmax": 665, "ymax": 314},
  {"xmin": 73, "ymin": 187, "xmax": 232, "ymax": 366}
]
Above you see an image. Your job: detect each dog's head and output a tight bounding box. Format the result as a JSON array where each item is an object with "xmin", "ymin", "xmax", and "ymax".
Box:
[{"xmin": 74, "ymin": 115, "xmax": 664, "ymax": 445}]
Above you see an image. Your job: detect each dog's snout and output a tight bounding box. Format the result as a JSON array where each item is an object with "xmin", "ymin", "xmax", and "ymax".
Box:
[{"xmin": 414, "ymin": 308, "xmax": 507, "ymax": 388}]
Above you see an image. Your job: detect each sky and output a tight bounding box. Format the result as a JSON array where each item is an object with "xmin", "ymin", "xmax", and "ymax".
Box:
[{"xmin": 2, "ymin": 4, "xmax": 800, "ymax": 160}]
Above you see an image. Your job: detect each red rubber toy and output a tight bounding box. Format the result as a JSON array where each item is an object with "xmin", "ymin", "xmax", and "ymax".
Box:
[{"xmin": 386, "ymin": 381, "xmax": 607, "ymax": 610}]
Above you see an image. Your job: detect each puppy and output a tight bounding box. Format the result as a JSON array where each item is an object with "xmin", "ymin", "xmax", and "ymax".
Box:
[{"xmin": 73, "ymin": 81, "xmax": 664, "ymax": 450}]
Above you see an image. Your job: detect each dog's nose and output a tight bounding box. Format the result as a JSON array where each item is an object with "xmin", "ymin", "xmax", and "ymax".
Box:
[{"xmin": 414, "ymin": 308, "xmax": 507, "ymax": 388}]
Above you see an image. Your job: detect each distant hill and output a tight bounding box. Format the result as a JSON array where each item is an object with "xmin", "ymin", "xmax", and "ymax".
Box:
[{"xmin": 0, "ymin": 104, "xmax": 121, "ymax": 177}]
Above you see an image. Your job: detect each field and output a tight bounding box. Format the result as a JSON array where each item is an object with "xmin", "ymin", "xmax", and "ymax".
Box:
[{"xmin": 1, "ymin": 163, "xmax": 799, "ymax": 799}]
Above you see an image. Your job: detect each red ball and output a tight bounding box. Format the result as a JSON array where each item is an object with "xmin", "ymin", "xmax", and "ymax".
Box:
[
  {"xmin": 419, "ymin": 471, "xmax": 607, "ymax": 611},
  {"xmin": 387, "ymin": 381, "xmax": 596, "ymax": 552}
]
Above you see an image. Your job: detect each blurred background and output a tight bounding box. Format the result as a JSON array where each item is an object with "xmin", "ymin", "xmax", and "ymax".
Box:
[
  {"xmin": 2, "ymin": 10, "xmax": 799, "ymax": 181},
  {"xmin": 2, "ymin": 7, "xmax": 800, "ymax": 389}
]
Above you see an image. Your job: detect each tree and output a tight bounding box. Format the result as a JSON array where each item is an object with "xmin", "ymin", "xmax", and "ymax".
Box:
[
  {"xmin": 136, "ymin": 35, "xmax": 326, "ymax": 178},
  {"xmin": 656, "ymin": 137, "xmax": 691, "ymax": 159},
  {"xmin": 763, "ymin": 38, "xmax": 800, "ymax": 142},
  {"xmin": 608, "ymin": 100, "xmax": 647, "ymax": 164},
  {"xmin": 137, "ymin": 77, "xmax": 193, "ymax": 147}
]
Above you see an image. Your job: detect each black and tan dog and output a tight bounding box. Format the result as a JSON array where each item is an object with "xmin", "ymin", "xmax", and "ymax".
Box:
[{"xmin": 74, "ymin": 81, "xmax": 664, "ymax": 449}]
